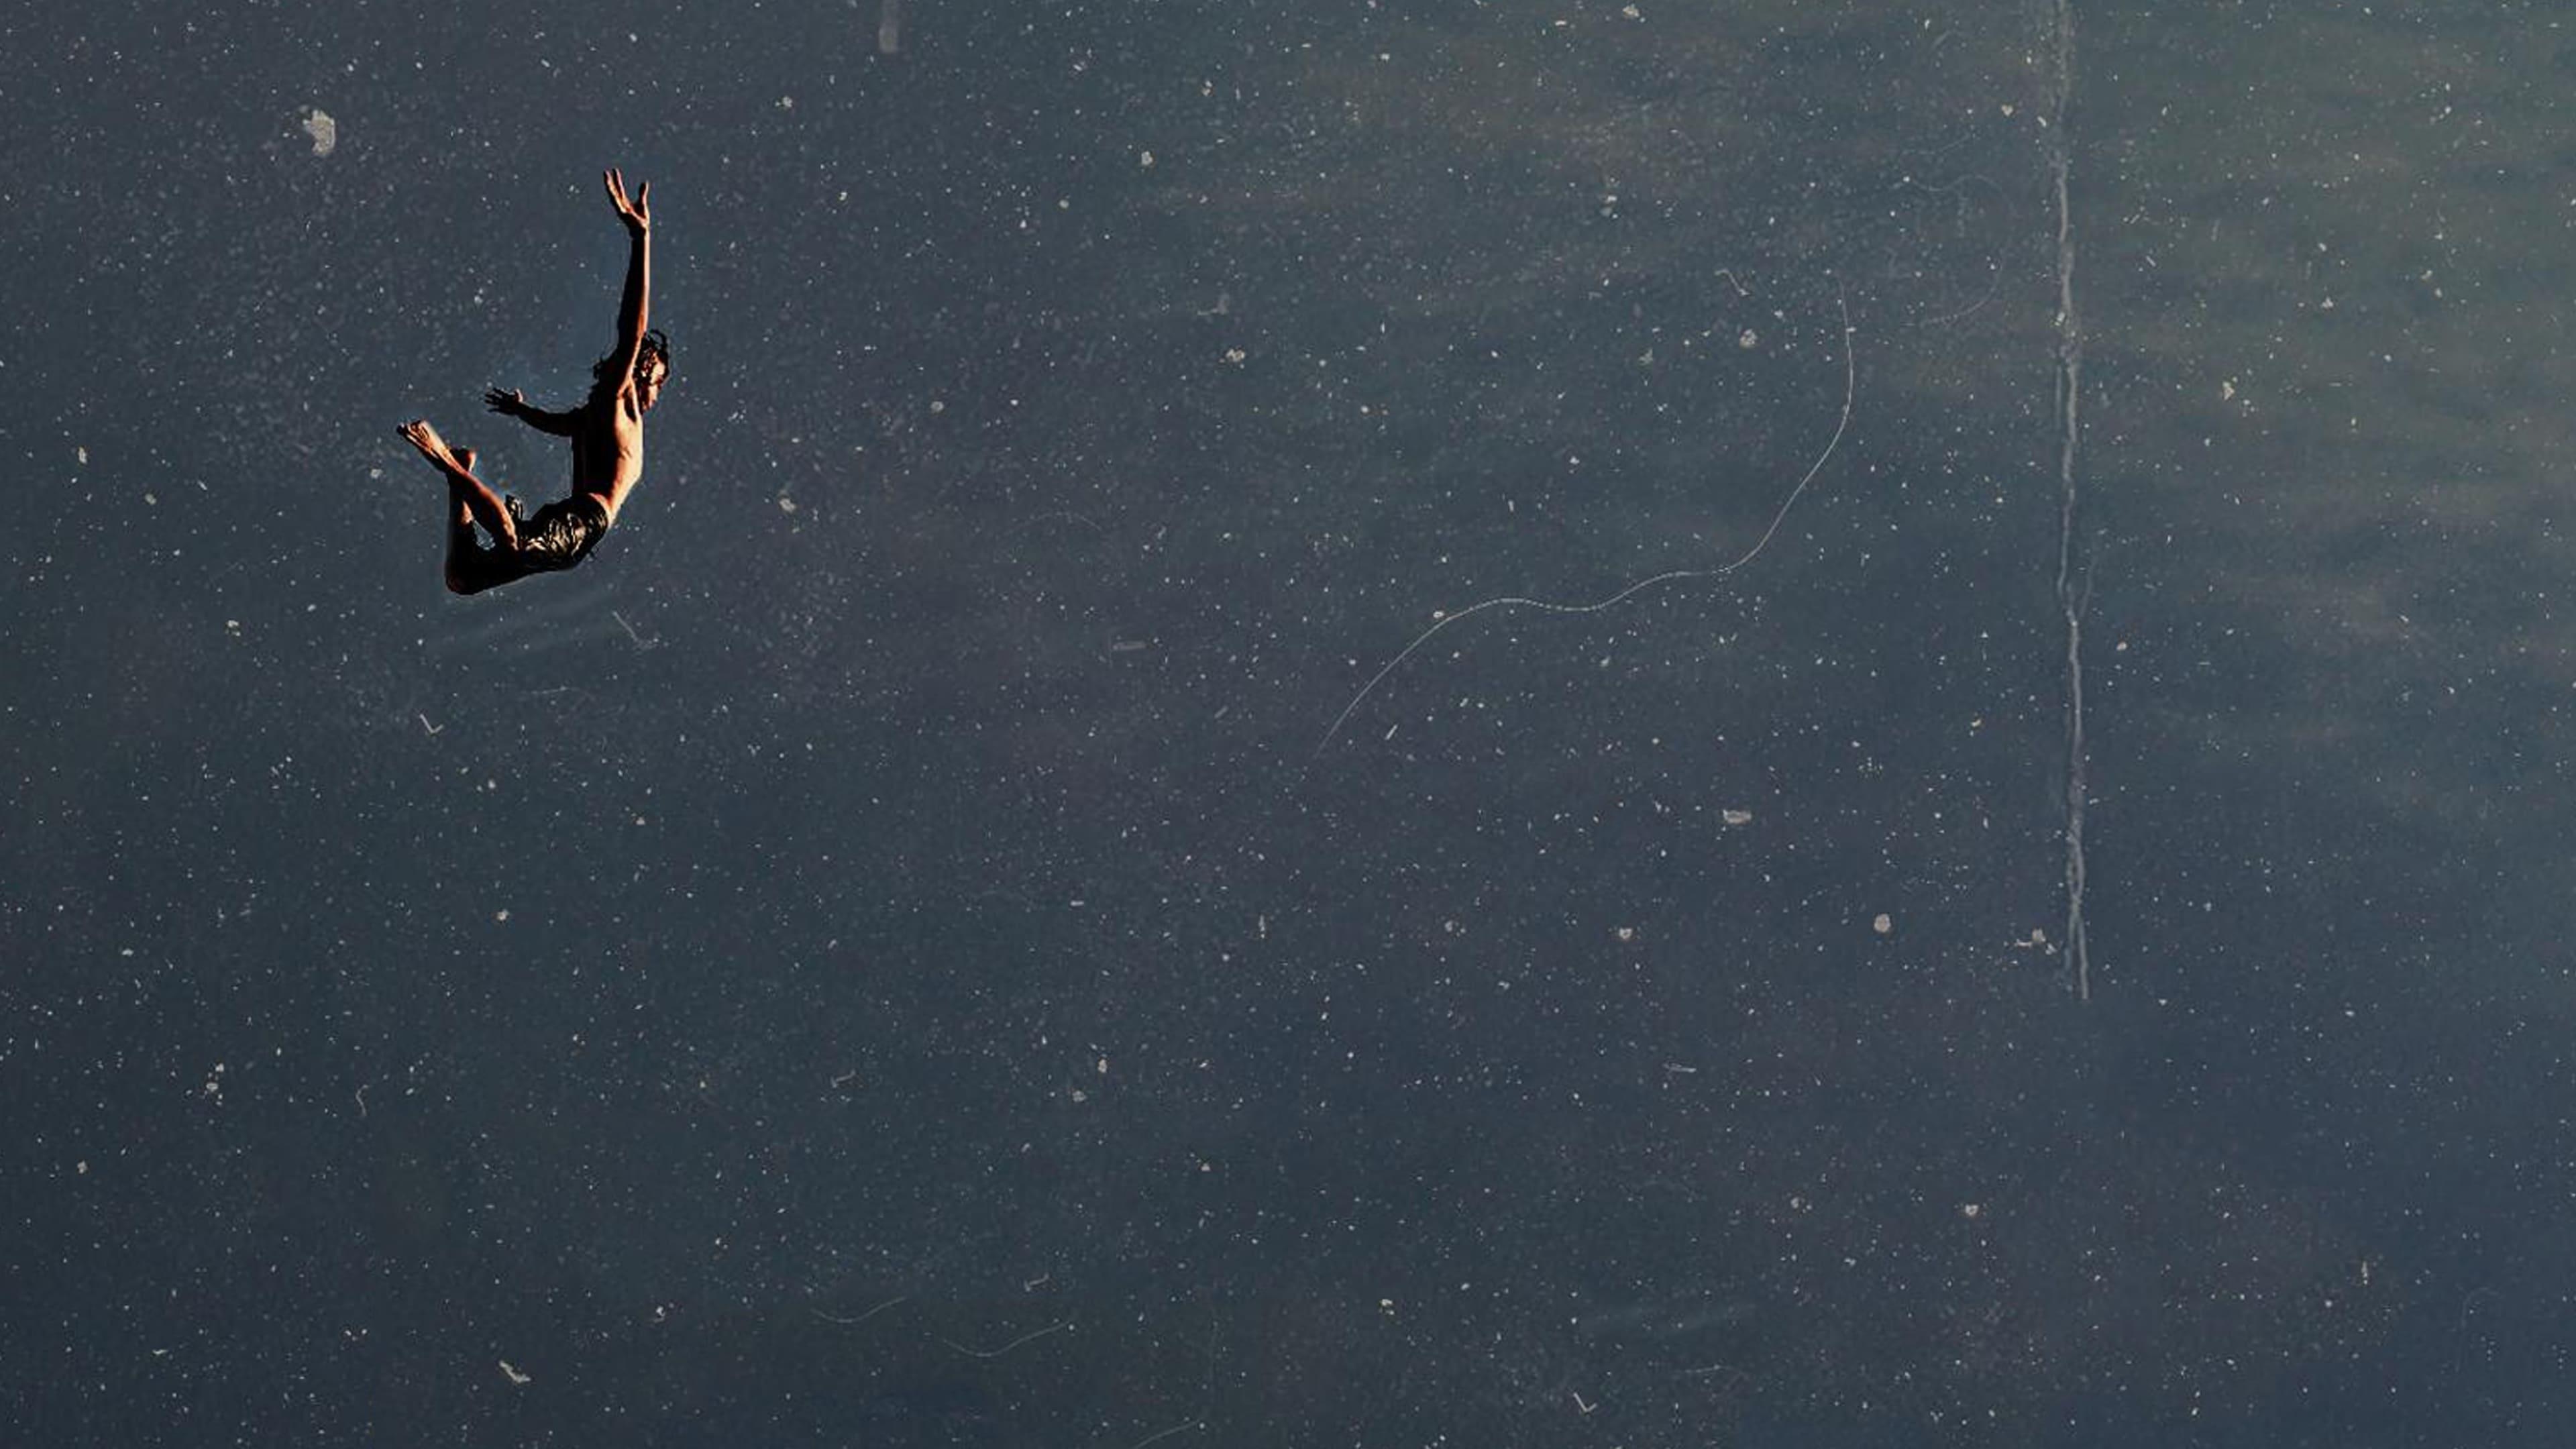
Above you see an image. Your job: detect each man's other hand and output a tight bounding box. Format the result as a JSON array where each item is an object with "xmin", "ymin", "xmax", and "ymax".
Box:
[{"xmin": 604, "ymin": 168, "xmax": 651, "ymax": 236}]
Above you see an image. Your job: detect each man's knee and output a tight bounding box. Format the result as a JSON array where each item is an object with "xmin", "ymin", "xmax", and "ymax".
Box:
[{"xmin": 445, "ymin": 560, "xmax": 506, "ymax": 595}]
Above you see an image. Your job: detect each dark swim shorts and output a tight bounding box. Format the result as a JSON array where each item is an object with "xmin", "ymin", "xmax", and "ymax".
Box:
[
  {"xmin": 508, "ymin": 494, "xmax": 612, "ymax": 570},
  {"xmin": 449, "ymin": 494, "xmax": 611, "ymax": 593}
]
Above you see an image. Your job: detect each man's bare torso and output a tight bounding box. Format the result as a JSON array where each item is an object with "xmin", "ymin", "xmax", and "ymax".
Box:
[{"xmin": 572, "ymin": 382, "xmax": 647, "ymax": 523}]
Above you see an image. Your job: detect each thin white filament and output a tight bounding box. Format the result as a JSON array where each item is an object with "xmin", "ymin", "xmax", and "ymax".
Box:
[{"xmin": 1316, "ymin": 290, "xmax": 1856, "ymax": 756}]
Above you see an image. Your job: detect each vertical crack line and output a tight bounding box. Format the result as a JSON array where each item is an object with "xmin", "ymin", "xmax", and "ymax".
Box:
[{"xmin": 2046, "ymin": 0, "xmax": 2092, "ymax": 1002}]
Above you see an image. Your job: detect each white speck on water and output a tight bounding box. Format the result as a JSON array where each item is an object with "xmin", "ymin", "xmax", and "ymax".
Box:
[{"xmin": 301, "ymin": 107, "xmax": 337, "ymax": 156}]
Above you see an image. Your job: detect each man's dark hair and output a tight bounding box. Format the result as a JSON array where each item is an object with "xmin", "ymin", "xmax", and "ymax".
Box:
[{"xmin": 595, "ymin": 329, "xmax": 672, "ymax": 388}]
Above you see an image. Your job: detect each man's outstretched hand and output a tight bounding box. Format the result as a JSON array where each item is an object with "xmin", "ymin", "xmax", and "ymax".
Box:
[
  {"xmin": 484, "ymin": 386, "xmax": 529, "ymax": 417},
  {"xmin": 604, "ymin": 168, "xmax": 651, "ymax": 235}
]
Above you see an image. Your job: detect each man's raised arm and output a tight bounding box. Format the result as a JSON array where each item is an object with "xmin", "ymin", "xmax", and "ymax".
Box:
[{"xmin": 600, "ymin": 167, "xmax": 652, "ymax": 390}]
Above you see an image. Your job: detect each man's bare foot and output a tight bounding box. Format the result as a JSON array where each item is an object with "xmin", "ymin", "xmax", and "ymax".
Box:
[{"xmin": 397, "ymin": 418, "xmax": 462, "ymax": 472}]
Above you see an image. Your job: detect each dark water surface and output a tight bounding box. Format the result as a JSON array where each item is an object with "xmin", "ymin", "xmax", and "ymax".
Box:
[{"xmin": 4, "ymin": 1, "xmax": 2569, "ymax": 1444}]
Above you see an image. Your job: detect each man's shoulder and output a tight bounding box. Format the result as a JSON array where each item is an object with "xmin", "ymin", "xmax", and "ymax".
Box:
[{"xmin": 585, "ymin": 376, "xmax": 643, "ymax": 419}]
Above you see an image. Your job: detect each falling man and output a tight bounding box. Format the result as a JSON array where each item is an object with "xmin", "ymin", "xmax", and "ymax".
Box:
[{"xmin": 397, "ymin": 167, "xmax": 669, "ymax": 594}]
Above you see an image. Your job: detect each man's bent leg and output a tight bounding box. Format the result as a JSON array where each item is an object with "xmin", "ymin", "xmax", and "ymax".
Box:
[
  {"xmin": 449, "ymin": 446, "xmax": 479, "ymax": 529},
  {"xmin": 441, "ymin": 461, "xmax": 519, "ymax": 552},
  {"xmin": 441, "ymin": 447, "xmax": 510, "ymax": 594},
  {"xmin": 400, "ymin": 420, "xmax": 518, "ymax": 549},
  {"xmin": 445, "ymin": 528, "xmax": 511, "ymax": 594},
  {"xmin": 444, "ymin": 447, "xmax": 475, "ymax": 587}
]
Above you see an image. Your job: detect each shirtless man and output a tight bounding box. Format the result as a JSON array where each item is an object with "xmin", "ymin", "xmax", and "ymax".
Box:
[{"xmin": 397, "ymin": 168, "xmax": 667, "ymax": 594}]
